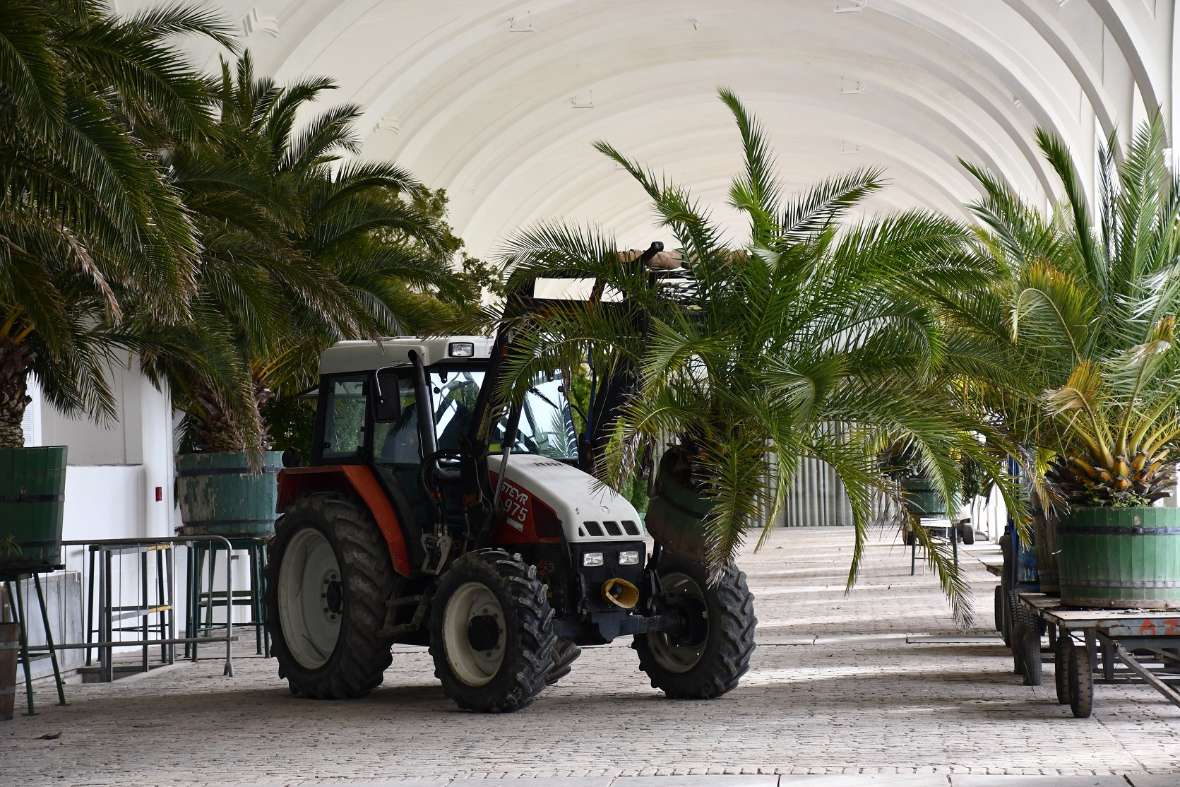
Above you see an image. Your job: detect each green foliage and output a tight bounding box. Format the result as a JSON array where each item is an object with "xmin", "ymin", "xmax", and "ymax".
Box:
[
  {"xmin": 137, "ymin": 51, "xmax": 458, "ymax": 455},
  {"xmin": 960, "ymin": 116, "xmax": 1180, "ymax": 511},
  {"xmin": 0, "ymin": 535, "xmax": 22, "ymax": 559},
  {"xmin": 496, "ymin": 90, "xmax": 1016, "ymax": 625},
  {"xmin": 0, "ymin": 1, "xmax": 232, "ymax": 447}
]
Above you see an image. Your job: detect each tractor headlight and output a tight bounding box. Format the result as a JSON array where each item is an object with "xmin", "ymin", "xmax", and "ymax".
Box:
[
  {"xmin": 582, "ymin": 552, "xmax": 604, "ymax": 567},
  {"xmin": 618, "ymin": 550, "xmax": 640, "ymax": 566},
  {"xmin": 448, "ymin": 341, "xmax": 475, "ymax": 357}
]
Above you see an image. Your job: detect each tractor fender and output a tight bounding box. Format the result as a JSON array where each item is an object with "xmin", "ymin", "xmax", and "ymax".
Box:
[{"xmin": 277, "ymin": 465, "xmax": 412, "ymax": 576}]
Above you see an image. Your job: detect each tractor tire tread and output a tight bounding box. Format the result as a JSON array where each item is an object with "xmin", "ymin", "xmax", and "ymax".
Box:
[{"xmin": 547, "ymin": 639, "xmax": 581, "ymax": 685}]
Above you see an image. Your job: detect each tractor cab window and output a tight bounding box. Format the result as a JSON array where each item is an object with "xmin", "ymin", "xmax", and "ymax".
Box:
[
  {"xmin": 374, "ymin": 374, "xmax": 420, "ymax": 465},
  {"xmin": 516, "ymin": 376, "xmax": 578, "ymax": 461},
  {"xmin": 322, "ymin": 377, "xmax": 368, "ymax": 459},
  {"xmin": 430, "ymin": 370, "xmax": 482, "ymax": 452},
  {"xmin": 427, "ymin": 368, "xmax": 577, "ymax": 462}
]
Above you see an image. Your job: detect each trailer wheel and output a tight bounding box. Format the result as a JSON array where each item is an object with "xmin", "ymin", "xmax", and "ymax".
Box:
[
  {"xmin": 634, "ymin": 556, "xmax": 755, "ymax": 700},
  {"xmin": 1054, "ymin": 636, "xmax": 1073, "ymax": 705},
  {"xmin": 266, "ymin": 493, "xmax": 395, "ymax": 699},
  {"xmin": 1005, "ymin": 590, "xmax": 1022, "ymax": 674},
  {"xmin": 994, "ymin": 585, "xmax": 1006, "ymax": 643},
  {"xmin": 1068, "ymin": 643, "xmax": 1093, "ymax": 718},
  {"xmin": 546, "ymin": 639, "xmax": 581, "ymax": 685},
  {"xmin": 1015, "ymin": 604, "xmax": 1042, "ymax": 686},
  {"xmin": 429, "ymin": 549, "xmax": 555, "ymax": 712}
]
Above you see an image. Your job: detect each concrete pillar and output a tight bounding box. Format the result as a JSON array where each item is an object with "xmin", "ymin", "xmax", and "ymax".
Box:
[{"xmin": 138, "ymin": 361, "xmax": 174, "ymax": 539}]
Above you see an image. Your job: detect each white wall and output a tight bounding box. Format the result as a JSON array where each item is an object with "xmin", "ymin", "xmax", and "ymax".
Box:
[{"xmin": 40, "ymin": 354, "xmax": 143, "ymax": 465}]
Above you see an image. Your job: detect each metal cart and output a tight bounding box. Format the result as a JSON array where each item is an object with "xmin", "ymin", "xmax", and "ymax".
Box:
[{"xmin": 1011, "ymin": 591, "xmax": 1180, "ymax": 718}]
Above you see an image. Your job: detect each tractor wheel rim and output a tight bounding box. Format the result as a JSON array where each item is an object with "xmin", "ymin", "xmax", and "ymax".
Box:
[
  {"xmin": 649, "ymin": 571, "xmax": 708, "ymax": 673},
  {"xmin": 278, "ymin": 528, "xmax": 343, "ymax": 670},
  {"xmin": 444, "ymin": 581, "xmax": 506, "ymax": 687}
]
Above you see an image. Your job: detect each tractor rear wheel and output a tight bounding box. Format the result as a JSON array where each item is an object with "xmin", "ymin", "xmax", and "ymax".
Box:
[
  {"xmin": 634, "ymin": 555, "xmax": 756, "ymax": 699},
  {"xmin": 429, "ymin": 549, "xmax": 556, "ymax": 712},
  {"xmin": 266, "ymin": 493, "xmax": 395, "ymax": 699}
]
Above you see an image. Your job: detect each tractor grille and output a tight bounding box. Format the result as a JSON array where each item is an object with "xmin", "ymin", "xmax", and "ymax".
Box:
[{"xmin": 581, "ymin": 520, "xmax": 641, "ymax": 538}]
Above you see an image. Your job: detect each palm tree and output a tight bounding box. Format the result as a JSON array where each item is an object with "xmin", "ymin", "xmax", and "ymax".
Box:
[
  {"xmin": 0, "ymin": 1, "xmax": 233, "ymax": 448},
  {"xmin": 497, "ymin": 90, "xmax": 1015, "ymax": 624},
  {"xmin": 955, "ymin": 116, "xmax": 1180, "ymax": 509},
  {"xmin": 141, "ymin": 52, "xmax": 457, "ymax": 454}
]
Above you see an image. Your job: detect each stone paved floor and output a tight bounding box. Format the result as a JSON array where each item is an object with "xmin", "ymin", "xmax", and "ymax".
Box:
[{"xmin": 3, "ymin": 528, "xmax": 1180, "ymax": 785}]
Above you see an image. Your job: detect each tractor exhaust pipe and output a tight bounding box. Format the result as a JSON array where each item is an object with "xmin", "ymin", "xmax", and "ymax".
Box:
[{"xmin": 602, "ymin": 578, "xmax": 640, "ymax": 609}]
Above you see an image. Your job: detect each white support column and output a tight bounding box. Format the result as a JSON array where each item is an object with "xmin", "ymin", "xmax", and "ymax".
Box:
[
  {"xmin": 138, "ymin": 362, "xmax": 174, "ymax": 539},
  {"xmin": 21, "ymin": 373, "xmax": 42, "ymax": 447}
]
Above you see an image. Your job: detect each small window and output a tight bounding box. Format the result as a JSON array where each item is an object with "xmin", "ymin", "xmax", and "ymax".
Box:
[
  {"xmin": 322, "ymin": 378, "xmax": 368, "ymax": 459},
  {"xmin": 375, "ymin": 375, "xmax": 420, "ymax": 465}
]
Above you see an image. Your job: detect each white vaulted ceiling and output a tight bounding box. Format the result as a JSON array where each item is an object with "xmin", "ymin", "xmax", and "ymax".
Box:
[{"xmin": 142, "ymin": 0, "xmax": 1176, "ymax": 256}]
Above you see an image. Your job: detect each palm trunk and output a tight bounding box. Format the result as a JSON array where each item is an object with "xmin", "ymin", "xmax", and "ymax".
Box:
[
  {"xmin": 188, "ymin": 389, "xmax": 245, "ymax": 453},
  {"xmin": 0, "ymin": 339, "xmax": 31, "ymax": 449},
  {"xmin": 186, "ymin": 376, "xmax": 272, "ymax": 454}
]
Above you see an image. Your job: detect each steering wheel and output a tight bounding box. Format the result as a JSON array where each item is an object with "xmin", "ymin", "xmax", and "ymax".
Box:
[{"xmin": 419, "ymin": 448, "xmax": 468, "ymax": 491}]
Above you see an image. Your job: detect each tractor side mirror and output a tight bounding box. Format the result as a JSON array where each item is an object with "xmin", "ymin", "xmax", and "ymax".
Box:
[{"xmin": 372, "ymin": 368, "xmax": 401, "ymax": 422}]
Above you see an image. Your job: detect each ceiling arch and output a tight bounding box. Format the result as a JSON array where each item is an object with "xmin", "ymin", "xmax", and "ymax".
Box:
[{"xmin": 131, "ymin": 0, "xmax": 1177, "ymax": 256}]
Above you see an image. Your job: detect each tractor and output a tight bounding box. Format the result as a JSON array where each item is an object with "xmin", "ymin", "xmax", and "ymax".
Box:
[{"xmin": 265, "ymin": 246, "xmax": 756, "ymax": 712}]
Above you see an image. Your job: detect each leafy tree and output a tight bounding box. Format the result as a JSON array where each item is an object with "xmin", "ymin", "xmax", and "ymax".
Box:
[
  {"xmin": 0, "ymin": 1, "xmax": 232, "ymax": 448},
  {"xmin": 140, "ymin": 52, "xmax": 456, "ymax": 454},
  {"xmin": 496, "ymin": 90, "xmax": 1015, "ymax": 623}
]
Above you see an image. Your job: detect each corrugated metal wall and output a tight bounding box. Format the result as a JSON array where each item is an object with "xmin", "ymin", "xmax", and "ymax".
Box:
[
  {"xmin": 781, "ymin": 456, "xmax": 1009, "ymax": 538},
  {"xmin": 781, "ymin": 457, "xmax": 895, "ymax": 527}
]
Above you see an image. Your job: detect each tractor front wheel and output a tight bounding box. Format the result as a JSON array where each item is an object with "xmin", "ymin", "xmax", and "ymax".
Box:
[
  {"xmin": 429, "ymin": 549, "xmax": 556, "ymax": 712},
  {"xmin": 634, "ymin": 555, "xmax": 756, "ymax": 699},
  {"xmin": 547, "ymin": 639, "xmax": 581, "ymax": 685},
  {"xmin": 266, "ymin": 493, "xmax": 396, "ymax": 699}
]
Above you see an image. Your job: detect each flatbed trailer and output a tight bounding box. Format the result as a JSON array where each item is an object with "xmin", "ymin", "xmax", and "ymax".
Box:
[{"xmin": 1011, "ymin": 592, "xmax": 1180, "ymax": 718}]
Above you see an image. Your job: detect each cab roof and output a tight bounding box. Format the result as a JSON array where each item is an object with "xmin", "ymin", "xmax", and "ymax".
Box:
[{"xmin": 318, "ymin": 336, "xmax": 494, "ymax": 375}]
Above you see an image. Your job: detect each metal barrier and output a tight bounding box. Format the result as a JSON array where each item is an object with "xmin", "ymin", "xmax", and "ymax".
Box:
[{"xmin": 42, "ymin": 536, "xmax": 238, "ymax": 681}]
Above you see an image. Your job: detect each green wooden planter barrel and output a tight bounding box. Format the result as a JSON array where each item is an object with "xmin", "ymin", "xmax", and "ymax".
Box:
[
  {"xmin": 176, "ymin": 451, "xmax": 283, "ymax": 537},
  {"xmin": 1059, "ymin": 506, "xmax": 1180, "ymax": 609},
  {"xmin": 644, "ymin": 448, "xmax": 711, "ymax": 559},
  {"xmin": 901, "ymin": 477, "xmax": 945, "ymax": 516},
  {"xmin": 0, "ymin": 446, "xmax": 67, "ymax": 571}
]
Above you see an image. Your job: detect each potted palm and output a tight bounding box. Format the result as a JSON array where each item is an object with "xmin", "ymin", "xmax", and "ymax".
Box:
[
  {"xmin": 498, "ymin": 90, "xmax": 1016, "ymax": 624},
  {"xmin": 142, "ymin": 53, "xmax": 453, "ymax": 536},
  {"xmin": 1, "ymin": 3, "xmax": 231, "ymax": 550},
  {"xmin": 880, "ymin": 443, "xmax": 947, "ymax": 517},
  {"xmin": 1045, "ymin": 349, "xmax": 1179, "ymax": 608},
  {"xmin": 959, "ymin": 117, "xmax": 1180, "ymax": 608}
]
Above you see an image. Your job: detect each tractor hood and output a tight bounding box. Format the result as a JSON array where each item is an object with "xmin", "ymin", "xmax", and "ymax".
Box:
[{"xmin": 488, "ymin": 454, "xmax": 647, "ymax": 544}]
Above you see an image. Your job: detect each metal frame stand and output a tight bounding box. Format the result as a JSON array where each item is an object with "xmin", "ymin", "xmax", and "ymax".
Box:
[
  {"xmin": 2, "ymin": 569, "xmax": 67, "ymax": 716},
  {"xmin": 909, "ymin": 517, "xmax": 963, "ymax": 575},
  {"xmin": 49, "ymin": 536, "xmax": 238, "ymax": 683},
  {"xmin": 185, "ymin": 537, "xmax": 268, "ymax": 660}
]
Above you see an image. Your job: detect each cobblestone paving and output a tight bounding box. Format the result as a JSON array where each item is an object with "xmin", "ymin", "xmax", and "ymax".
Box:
[{"xmin": 3, "ymin": 528, "xmax": 1180, "ymax": 785}]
